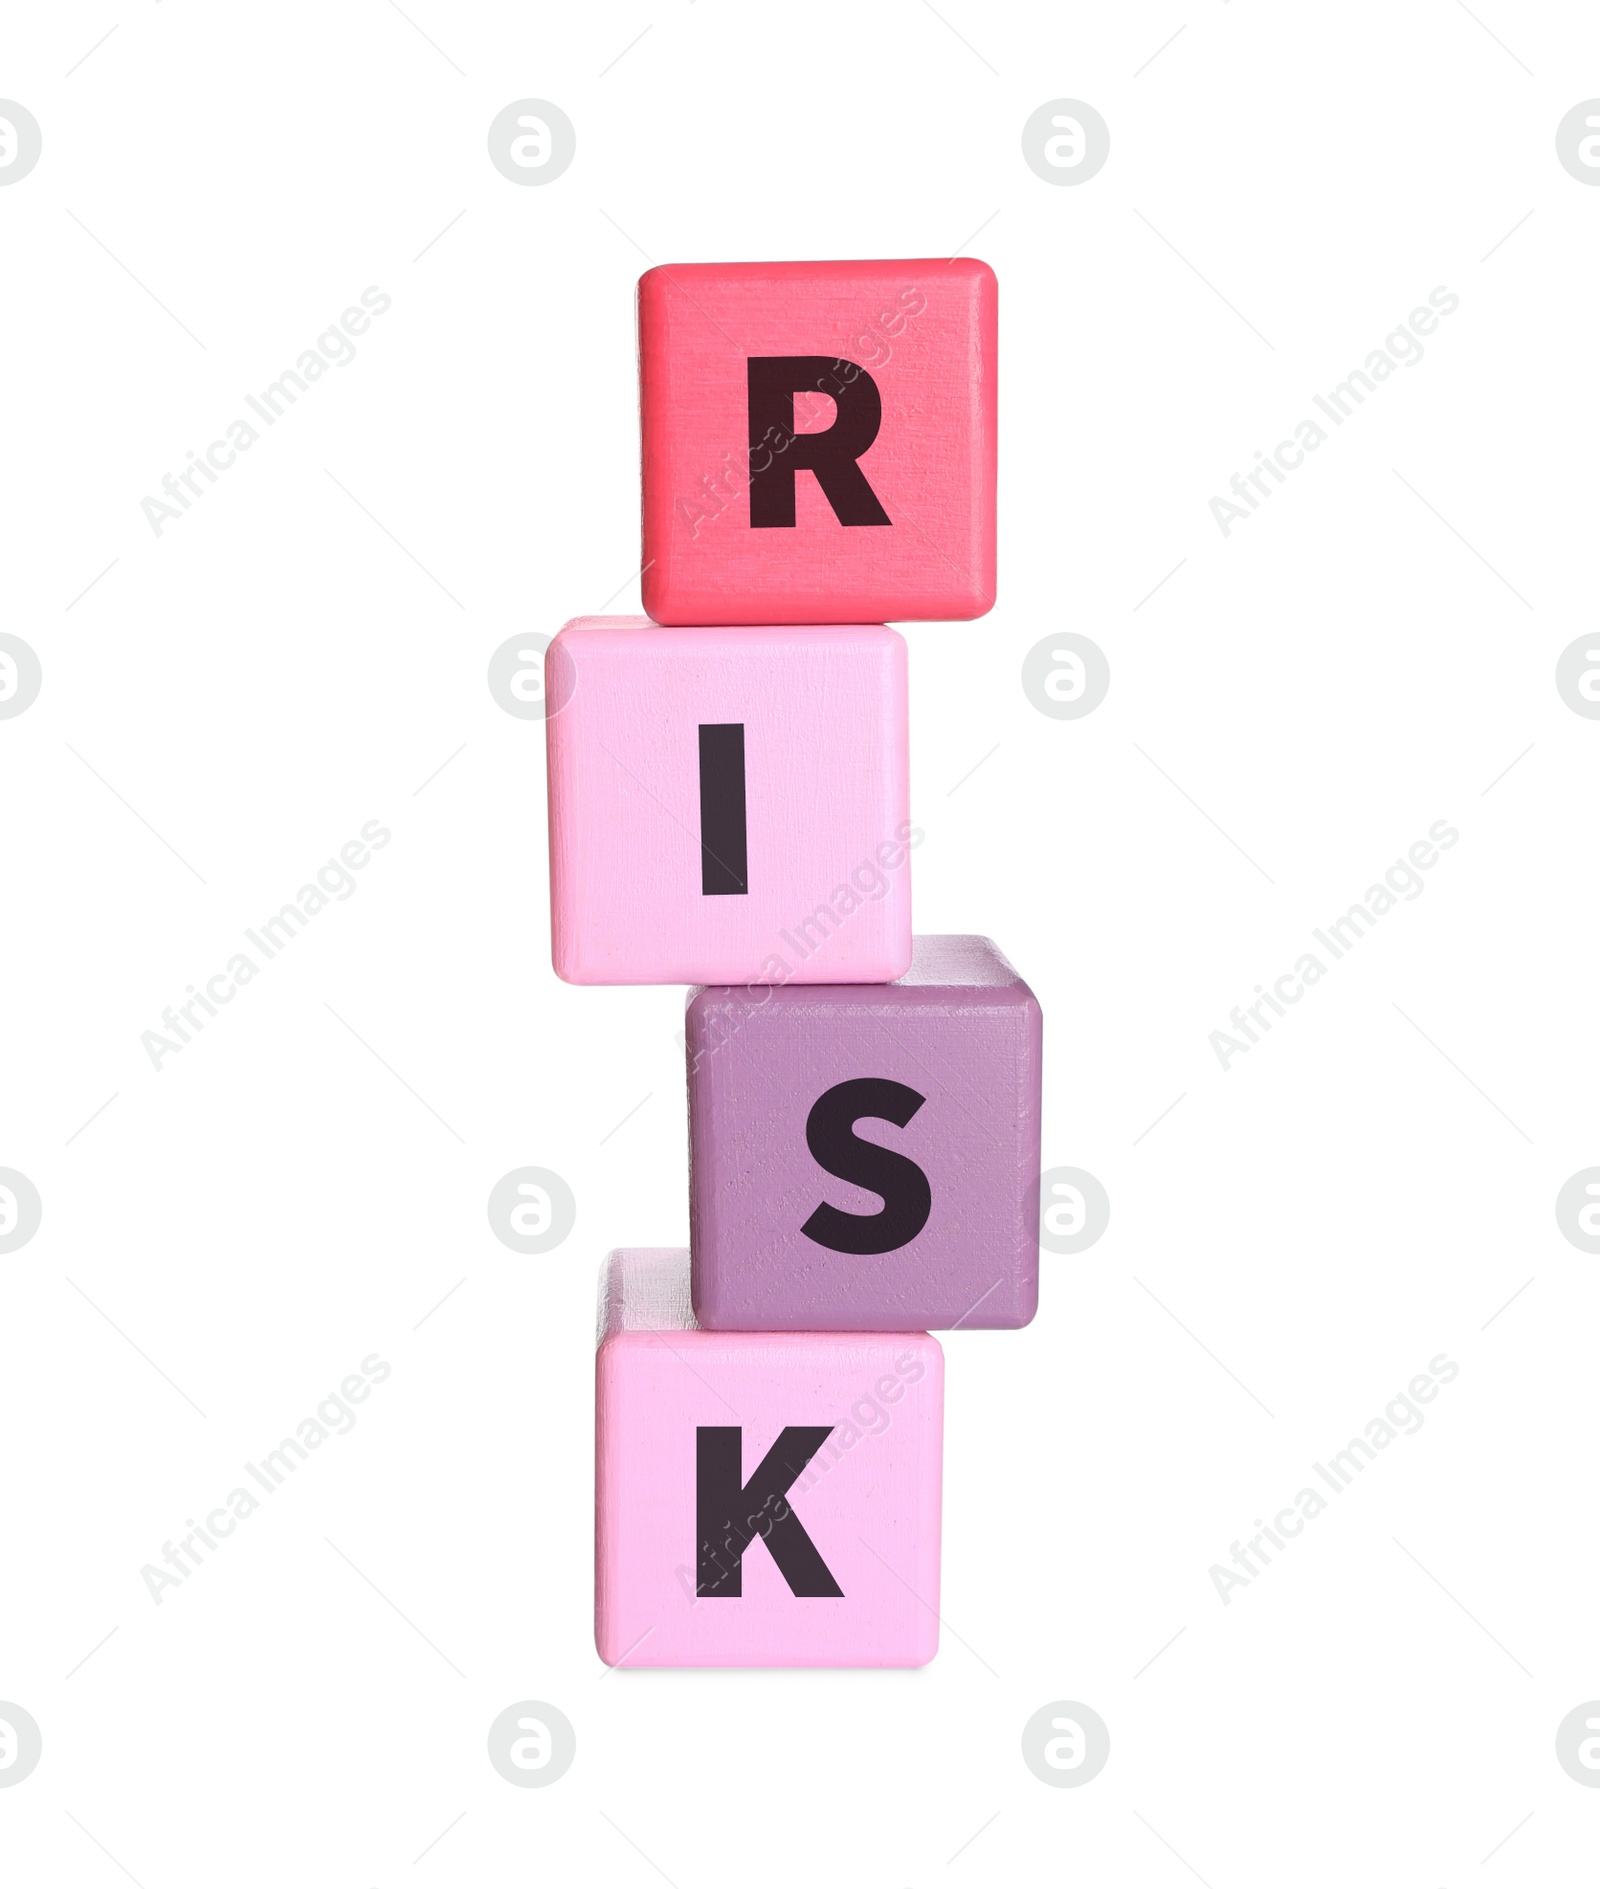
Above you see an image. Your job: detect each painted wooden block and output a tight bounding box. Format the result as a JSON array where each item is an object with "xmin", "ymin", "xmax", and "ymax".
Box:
[
  {"xmin": 639, "ymin": 259, "xmax": 997, "ymax": 627},
  {"xmin": 545, "ymin": 616, "xmax": 912, "ymax": 986},
  {"xmin": 688, "ymin": 935, "xmax": 1041, "ymax": 1331},
  {"xmin": 595, "ymin": 1247, "xmax": 943, "ymax": 1668}
]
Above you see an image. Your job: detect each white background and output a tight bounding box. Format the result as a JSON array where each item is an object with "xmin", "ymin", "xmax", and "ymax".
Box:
[{"xmin": 3, "ymin": 2, "xmax": 1598, "ymax": 1883}]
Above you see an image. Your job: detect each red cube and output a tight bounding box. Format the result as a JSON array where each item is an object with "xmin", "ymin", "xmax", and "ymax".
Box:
[{"xmin": 639, "ymin": 258, "xmax": 997, "ymax": 626}]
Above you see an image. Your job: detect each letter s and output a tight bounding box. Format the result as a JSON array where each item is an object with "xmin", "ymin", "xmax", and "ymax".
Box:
[{"xmin": 800, "ymin": 1078, "xmax": 932, "ymax": 1255}]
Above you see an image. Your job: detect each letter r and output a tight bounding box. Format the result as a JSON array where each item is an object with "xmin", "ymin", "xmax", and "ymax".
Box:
[{"xmin": 746, "ymin": 357, "xmax": 892, "ymax": 528}]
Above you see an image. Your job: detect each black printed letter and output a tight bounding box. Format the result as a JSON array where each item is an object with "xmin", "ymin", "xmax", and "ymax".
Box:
[
  {"xmin": 697, "ymin": 722, "xmax": 748, "ymax": 895},
  {"xmin": 800, "ymin": 1077, "xmax": 932, "ymax": 1255},
  {"xmin": 747, "ymin": 356, "xmax": 892, "ymax": 528},
  {"xmin": 696, "ymin": 1426, "xmax": 842, "ymax": 1598}
]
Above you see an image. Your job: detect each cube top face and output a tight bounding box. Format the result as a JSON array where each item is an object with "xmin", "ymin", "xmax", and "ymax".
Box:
[
  {"xmin": 545, "ymin": 617, "xmax": 912, "ymax": 986},
  {"xmin": 639, "ymin": 259, "xmax": 997, "ymax": 626},
  {"xmin": 688, "ymin": 936, "xmax": 1042, "ymax": 1331},
  {"xmin": 595, "ymin": 1250, "xmax": 943, "ymax": 1669}
]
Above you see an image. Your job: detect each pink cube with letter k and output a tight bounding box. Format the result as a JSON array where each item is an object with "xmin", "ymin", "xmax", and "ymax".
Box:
[{"xmin": 595, "ymin": 1249, "xmax": 944, "ymax": 1668}]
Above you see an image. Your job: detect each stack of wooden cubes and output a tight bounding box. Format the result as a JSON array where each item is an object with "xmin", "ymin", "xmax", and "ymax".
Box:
[{"xmin": 544, "ymin": 258, "xmax": 1041, "ymax": 1667}]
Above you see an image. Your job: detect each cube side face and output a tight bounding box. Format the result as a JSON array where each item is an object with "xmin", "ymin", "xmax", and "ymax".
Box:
[
  {"xmin": 688, "ymin": 958, "xmax": 1042, "ymax": 1330},
  {"xmin": 596, "ymin": 1245, "xmax": 696, "ymax": 1343},
  {"xmin": 596, "ymin": 1320, "xmax": 943, "ymax": 1668},
  {"xmin": 546, "ymin": 619, "xmax": 912, "ymax": 986},
  {"xmin": 640, "ymin": 260, "xmax": 996, "ymax": 626}
]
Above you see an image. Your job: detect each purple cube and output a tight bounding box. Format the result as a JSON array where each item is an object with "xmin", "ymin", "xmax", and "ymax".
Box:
[{"xmin": 687, "ymin": 935, "xmax": 1042, "ymax": 1331}]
